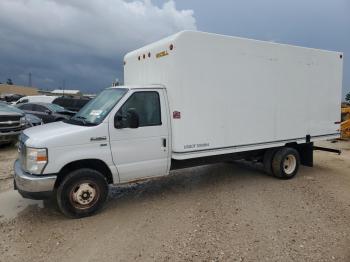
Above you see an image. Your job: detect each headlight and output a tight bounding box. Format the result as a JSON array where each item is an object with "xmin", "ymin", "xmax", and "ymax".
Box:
[
  {"xmin": 25, "ymin": 147, "xmax": 48, "ymax": 174},
  {"xmin": 20, "ymin": 116, "xmax": 26, "ymax": 126}
]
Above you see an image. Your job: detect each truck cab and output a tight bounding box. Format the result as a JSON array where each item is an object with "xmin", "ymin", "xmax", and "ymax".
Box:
[{"xmin": 14, "ymin": 85, "xmax": 171, "ymax": 217}]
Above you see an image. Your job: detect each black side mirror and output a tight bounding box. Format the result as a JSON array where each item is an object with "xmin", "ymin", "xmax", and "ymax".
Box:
[
  {"xmin": 114, "ymin": 108, "xmax": 139, "ymax": 129},
  {"xmin": 126, "ymin": 108, "xmax": 139, "ymax": 128},
  {"xmin": 114, "ymin": 114, "xmax": 123, "ymax": 129}
]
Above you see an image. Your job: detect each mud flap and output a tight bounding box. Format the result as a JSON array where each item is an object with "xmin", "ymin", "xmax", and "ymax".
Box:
[{"xmin": 297, "ymin": 142, "xmax": 314, "ymax": 167}]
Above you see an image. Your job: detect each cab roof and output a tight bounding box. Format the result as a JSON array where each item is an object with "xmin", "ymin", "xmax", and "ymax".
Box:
[{"xmin": 108, "ymin": 84, "xmax": 165, "ymax": 90}]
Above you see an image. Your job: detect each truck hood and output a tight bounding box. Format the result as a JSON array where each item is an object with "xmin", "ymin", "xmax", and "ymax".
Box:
[
  {"xmin": 23, "ymin": 121, "xmax": 109, "ymax": 148},
  {"xmin": 0, "ymin": 106, "xmax": 24, "ymax": 116}
]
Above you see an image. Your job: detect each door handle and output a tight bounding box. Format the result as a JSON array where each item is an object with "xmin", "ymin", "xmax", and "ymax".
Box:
[{"xmin": 162, "ymin": 138, "xmax": 167, "ymax": 147}]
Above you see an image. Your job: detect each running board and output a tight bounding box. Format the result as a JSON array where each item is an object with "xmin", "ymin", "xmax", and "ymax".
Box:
[{"xmin": 313, "ymin": 146, "xmax": 341, "ymax": 155}]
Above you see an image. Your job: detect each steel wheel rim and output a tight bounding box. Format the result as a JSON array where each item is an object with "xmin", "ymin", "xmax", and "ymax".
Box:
[
  {"xmin": 283, "ymin": 154, "xmax": 297, "ymax": 175},
  {"xmin": 69, "ymin": 181, "xmax": 100, "ymax": 210}
]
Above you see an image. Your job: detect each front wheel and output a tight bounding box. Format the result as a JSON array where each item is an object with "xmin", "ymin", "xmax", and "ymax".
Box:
[
  {"xmin": 57, "ymin": 168, "xmax": 108, "ymax": 218},
  {"xmin": 272, "ymin": 147, "xmax": 300, "ymax": 179}
]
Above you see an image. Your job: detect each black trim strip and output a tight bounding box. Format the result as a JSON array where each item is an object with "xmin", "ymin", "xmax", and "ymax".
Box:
[{"xmin": 173, "ymin": 133, "xmax": 340, "ymax": 154}]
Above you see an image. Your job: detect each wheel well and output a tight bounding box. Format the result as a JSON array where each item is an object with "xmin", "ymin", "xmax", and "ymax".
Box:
[
  {"xmin": 54, "ymin": 159, "xmax": 114, "ymax": 189},
  {"xmin": 284, "ymin": 142, "xmax": 298, "ymax": 148}
]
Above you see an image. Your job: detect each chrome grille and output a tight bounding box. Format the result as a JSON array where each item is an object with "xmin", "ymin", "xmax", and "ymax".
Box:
[
  {"xmin": 0, "ymin": 115, "xmax": 20, "ymax": 122},
  {"xmin": 0, "ymin": 120, "xmax": 21, "ymax": 129}
]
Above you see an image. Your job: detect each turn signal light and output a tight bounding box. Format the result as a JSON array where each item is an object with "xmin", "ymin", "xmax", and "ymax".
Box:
[{"xmin": 37, "ymin": 155, "xmax": 48, "ymax": 162}]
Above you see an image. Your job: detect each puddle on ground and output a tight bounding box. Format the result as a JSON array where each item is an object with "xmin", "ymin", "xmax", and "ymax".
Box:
[{"xmin": 0, "ymin": 190, "xmax": 43, "ymax": 221}]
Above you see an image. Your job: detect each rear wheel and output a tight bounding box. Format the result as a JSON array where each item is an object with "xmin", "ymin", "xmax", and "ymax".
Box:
[
  {"xmin": 57, "ymin": 168, "xmax": 108, "ymax": 218},
  {"xmin": 272, "ymin": 147, "xmax": 300, "ymax": 179}
]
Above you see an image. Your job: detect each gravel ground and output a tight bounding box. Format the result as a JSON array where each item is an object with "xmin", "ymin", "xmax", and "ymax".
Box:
[
  {"xmin": 0, "ymin": 144, "xmax": 17, "ymax": 180},
  {"xmin": 0, "ymin": 140, "xmax": 349, "ymax": 262}
]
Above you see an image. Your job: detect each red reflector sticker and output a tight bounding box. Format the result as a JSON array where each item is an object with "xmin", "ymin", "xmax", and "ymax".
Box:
[{"xmin": 173, "ymin": 111, "xmax": 181, "ymax": 119}]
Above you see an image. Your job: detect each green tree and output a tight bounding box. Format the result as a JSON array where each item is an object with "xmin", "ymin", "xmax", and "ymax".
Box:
[
  {"xmin": 346, "ymin": 92, "xmax": 350, "ymax": 103},
  {"xmin": 6, "ymin": 78, "xmax": 13, "ymax": 85}
]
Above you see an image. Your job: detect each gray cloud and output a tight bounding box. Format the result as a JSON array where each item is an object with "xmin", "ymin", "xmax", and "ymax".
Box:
[{"xmin": 0, "ymin": 0, "xmax": 196, "ymax": 92}]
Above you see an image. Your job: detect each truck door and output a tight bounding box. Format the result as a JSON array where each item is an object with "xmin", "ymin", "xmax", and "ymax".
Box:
[{"xmin": 109, "ymin": 89, "xmax": 170, "ymax": 182}]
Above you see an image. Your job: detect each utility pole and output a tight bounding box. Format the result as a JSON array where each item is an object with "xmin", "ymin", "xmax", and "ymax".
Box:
[{"xmin": 62, "ymin": 79, "xmax": 65, "ymax": 96}]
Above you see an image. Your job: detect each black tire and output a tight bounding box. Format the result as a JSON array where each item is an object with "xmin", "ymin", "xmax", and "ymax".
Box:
[
  {"xmin": 57, "ymin": 168, "xmax": 108, "ymax": 218},
  {"xmin": 272, "ymin": 147, "xmax": 300, "ymax": 179},
  {"xmin": 263, "ymin": 148, "xmax": 278, "ymax": 175}
]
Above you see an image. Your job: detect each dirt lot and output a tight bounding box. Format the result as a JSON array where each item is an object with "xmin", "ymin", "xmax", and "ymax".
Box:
[{"xmin": 0, "ymin": 141, "xmax": 349, "ymax": 262}]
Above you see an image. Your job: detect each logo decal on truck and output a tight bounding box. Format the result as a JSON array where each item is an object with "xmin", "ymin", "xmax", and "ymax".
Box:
[
  {"xmin": 184, "ymin": 143, "xmax": 210, "ymax": 150},
  {"xmin": 156, "ymin": 50, "xmax": 169, "ymax": 58}
]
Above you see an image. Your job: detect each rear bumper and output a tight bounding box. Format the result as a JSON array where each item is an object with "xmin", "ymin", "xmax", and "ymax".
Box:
[{"xmin": 14, "ymin": 160, "xmax": 57, "ymax": 200}]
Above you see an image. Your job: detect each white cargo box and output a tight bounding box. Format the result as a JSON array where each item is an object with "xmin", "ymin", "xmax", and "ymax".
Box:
[{"xmin": 124, "ymin": 31, "xmax": 343, "ymax": 158}]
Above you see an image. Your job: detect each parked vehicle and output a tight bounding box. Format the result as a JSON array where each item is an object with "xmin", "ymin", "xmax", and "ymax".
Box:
[
  {"xmin": 13, "ymin": 31, "xmax": 343, "ymax": 218},
  {"xmin": 0, "ymin": 93, "xmax": 24, "ymax": 103},
  {"xmin": 0, "ymin": 102, "xmax": 42, "ymax": 145},
  {"xmin": 0, "ymin": 104, "xmax": 26, "ymax": 145},
  {"xmin": 16, "ymin": 102, "xmax": 75, "ymax": 123},
  {"xmin": 52, "ymin": 96, "xmax": 91, "ymax": 113},
  {"xmin": 13, "ymin": 95, "xmax": 58, "ymax": 105},
  {"xmin": 24, "ymin": 113, "xmax": 43, "ymax": 127}
]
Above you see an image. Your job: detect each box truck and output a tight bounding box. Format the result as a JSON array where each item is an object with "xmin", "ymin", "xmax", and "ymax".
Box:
[{"xmin": 14, "ymin": 31, "xmax": 343, "ymax": 217}]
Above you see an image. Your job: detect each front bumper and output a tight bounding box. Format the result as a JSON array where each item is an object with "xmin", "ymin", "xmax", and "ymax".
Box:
[
  {"xmin": 14, "ymin": 159, "xmax": 57, "ymax": 200},
  {"xmin": 0, "ymin": 130, "xmax": 21, "ymax": 143}
]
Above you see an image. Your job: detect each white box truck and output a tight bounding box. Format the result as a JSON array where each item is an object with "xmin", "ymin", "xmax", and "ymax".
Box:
[{"xmin": 14, "ymin": 31, "xmax": 343, "ymax": 217}]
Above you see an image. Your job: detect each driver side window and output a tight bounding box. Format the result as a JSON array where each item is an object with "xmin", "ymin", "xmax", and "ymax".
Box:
[{"xmin": 117, "ymin": 91, "xmax": 161, "ymax": 128}]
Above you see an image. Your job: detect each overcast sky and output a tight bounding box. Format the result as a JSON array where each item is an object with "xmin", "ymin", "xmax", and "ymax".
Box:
[{"xmin": 0, "ymin": 0, "xmax": 349, "ymax": 98}]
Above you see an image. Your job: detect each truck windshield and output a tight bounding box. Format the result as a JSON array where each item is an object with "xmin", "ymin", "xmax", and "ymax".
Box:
[{"xmin": 65, "ymin": 88, "xmax": 128, "ymax": 126}]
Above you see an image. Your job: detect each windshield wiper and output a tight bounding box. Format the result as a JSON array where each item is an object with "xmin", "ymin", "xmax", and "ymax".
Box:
[
  {"xmin": 69, "ymin": 115, "xmax": 96, "ymax": 126},
  {"xmin": 73, "ymin": 115, "xmax": 87, "ymax": 124}
]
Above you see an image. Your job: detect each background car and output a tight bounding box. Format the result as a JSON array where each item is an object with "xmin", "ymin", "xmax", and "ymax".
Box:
[
  {"xmin": 17, "ymin": 102, "xmax": 75, "ymax": 123},
  {"xmin": 0, "ymin": 101, "xmax": 43, "ymax": 127},
  {"xmin": 52, "ymin": 96, "xmax": 91, "ymax": 113},
  {"xmin": 0, "ymin": 102, "xmax": 26, "ymax": 145},
  {"xmin": 0, "ymin": 93, "xmax": 24, "ymax": 103},
  {"xmin": 24, "ymin": 113, "xmax": 43, "ymax": 127},
  {"xmin": 13, "ymin": 95, "xmax": 58, "ymax": 105}
]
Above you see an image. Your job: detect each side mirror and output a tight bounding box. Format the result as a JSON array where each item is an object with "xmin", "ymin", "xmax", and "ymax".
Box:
[
  {"xmin": 45, "ymin": 110, "xmax": 52, "ymax": 115},
  {"xmin": 114, "ymin": 108, "xmax": 139, "ymax": 129},
  {"xmin": 114, "ymin": 114, "xmax": 123, "ymax": 129},
  {"xmin": 127, "ymin": 109, "xmax": 139, "ymax": 128}
]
